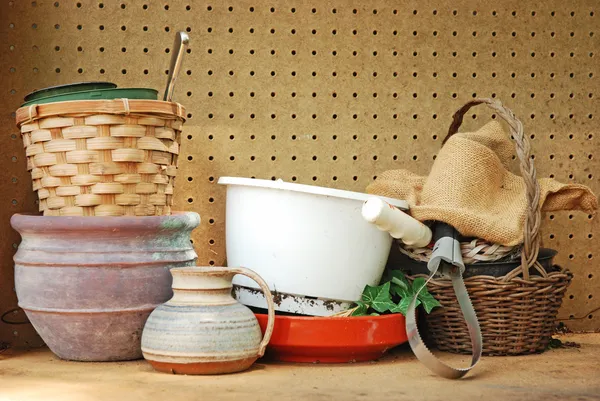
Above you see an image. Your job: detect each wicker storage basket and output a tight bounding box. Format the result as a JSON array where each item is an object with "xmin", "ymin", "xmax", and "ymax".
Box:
[
  {"xmin": 406, "ymin": 99, "xmax": 573, "ymax": 356},
  {"xmin": 15, "ymin": 99, "xmax": 186, "ymax": 216}
]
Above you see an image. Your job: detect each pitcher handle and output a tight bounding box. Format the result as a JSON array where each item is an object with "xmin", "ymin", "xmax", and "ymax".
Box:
[{"xmin": 229, "ymin": 267, "xmax": 275, "ymax": 357}]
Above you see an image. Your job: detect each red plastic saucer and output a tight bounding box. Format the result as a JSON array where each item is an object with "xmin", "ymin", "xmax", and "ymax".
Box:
[{"xmin": 255, "ymin": 313, "xmax": 408, "ymax": 363}]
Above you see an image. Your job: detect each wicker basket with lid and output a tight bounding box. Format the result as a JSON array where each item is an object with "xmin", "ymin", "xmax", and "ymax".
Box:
[
  {"xmin": 15, "ymin": 99, "xmax": 186, "ymax": 217},
  {"xmin": 405, "ymin": 98, "xmax": 573, "ymax": 356}
]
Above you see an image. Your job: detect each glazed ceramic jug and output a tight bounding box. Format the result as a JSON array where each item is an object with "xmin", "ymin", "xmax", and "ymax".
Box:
[{"xmin": 141, "ymin": 266, "xmax": 275, "ymax": 375}]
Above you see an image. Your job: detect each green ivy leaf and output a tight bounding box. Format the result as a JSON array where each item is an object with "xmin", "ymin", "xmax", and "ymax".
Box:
[
  {"xmin": 411, "ymin": 277, "xmax": 427, "ymax": 292},
  {"xmin": 418, "ymin": 291, "xmax": 441, "ymax": 314},
  {"xmin": 390, "ymin": 296, "xmax": 420, "ymax": 316},
  {"xmin": 374, "ymin": 300, "xmax": 396, "ymax": 313},
  {"xmin": 391, "ymin": 282, "xmax": 411, "ymax": 299},
  {"xmin": 350, "ymin": 272, "xmax": 441, "ymax": 317},
  {"xmin": 351, "ymin": 301, "xmax": 368, "ymax": 316},
  {"xmin": 389, "ymin": 271, "xmax": 412, "ymax": 298},
  {"xmin": 361, "ymin": 284, "xmax": 379, "ymax": 303},
  {"xmin": 362, "ymin": 282, "xmax": 395, "ymax": 313},
  {"xmin": 390, "ymin": 270, "xmax": 411, "ymax": 288},
  {"xmin": 412, "ymin": 277, "xmax": 441, "ymax": 314}
]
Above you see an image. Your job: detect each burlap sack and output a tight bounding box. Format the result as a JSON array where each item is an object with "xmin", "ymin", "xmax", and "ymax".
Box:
[{"xmin": 367, "ymin": 120, "xmax": 598, "ymax": 246}]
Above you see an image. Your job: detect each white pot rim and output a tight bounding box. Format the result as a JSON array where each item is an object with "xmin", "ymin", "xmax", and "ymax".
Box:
[{"xmin": 218, "ymin": 176, "xmax": 409, "ymax": 209}]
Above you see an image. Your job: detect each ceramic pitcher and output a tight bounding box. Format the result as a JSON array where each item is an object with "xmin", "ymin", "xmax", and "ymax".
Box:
[{"xmin": 141, "ymin": 266, "xmax": 275, "ymax": 375}]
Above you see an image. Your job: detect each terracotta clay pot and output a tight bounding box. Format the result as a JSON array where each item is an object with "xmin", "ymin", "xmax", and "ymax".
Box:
[
  {"xmin": 141, "ymin": 266, "xmax": 275, "ymax": 375},
  {"xmin": 10, "ymin": 212, "xmax": 200, "ymax": 362}
]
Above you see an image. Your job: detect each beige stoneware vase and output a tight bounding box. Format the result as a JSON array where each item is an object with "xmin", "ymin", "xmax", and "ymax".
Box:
[{"xmin": 141, "ymin": 266, "xmax": 275, "ymax": 375}]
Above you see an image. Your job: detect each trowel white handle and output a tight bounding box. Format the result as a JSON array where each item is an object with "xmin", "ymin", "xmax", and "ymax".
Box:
[{"xmin": 362, "ymin": 197, "xmax": 432, "ymax": 247}]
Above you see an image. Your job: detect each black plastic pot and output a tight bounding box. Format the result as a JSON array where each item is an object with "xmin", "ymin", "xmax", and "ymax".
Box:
[{"xmin": 386, "ymin": 245, "xmax": 558, "ymax": 278}]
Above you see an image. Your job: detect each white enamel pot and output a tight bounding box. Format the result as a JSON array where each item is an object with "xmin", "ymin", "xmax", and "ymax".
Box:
[{"xmin": 218, "ymin": 177, "xmax": 409, "ymax": 308}]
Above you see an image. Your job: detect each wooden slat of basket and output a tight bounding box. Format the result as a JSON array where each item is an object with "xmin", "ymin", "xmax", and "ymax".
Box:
[
  {"xmin": 84, "ymin": 115, "xmax": 127, "ymax": 126},
  {"xmin": 94, "ymin": 204, "xmax": 125, "ymax": 217},
  {"xmin": 61, "ymin": 126, "xmax": 98, "ymax": 139},
  {"xmin": 70, "ymin": 174, "xmax": 102, "ymax": 185},
  {"xmin": 30, "ymin": 129, "xmax": 52, "ymax": 144},
  {"xmin": 152, "ymin": 151, "xmax": 172, "ymax": 165},
  {"xmin": 137, "ymin": 137, "xmax": 169, "ymax": 152},
  {"xmin": 166, "ymin": 140, "xmax": 179, "ymax": 155},
  {"xmin": 39, "ymin": 117, "xmax": 75, "ymax": 129},
  {"xmin": 149, "ymin": 193, "xmax": 166, "ymax": 204},
  {"xmin": 89, "ymin": 162, "xmax": 125, "ymax": 175},
  {"xmin": 16, "ymin": 100, "xmax": 186, "ymax": 125},
  {"xmin": 115, "ymin": 194, "xmax": 141, "ymax": 205},
  {"xmin": 138, "ymin": 117, "xmax": 171, "ymax": 126},
  {"xmin": 25, "ymin": 143, "xmax": 44, "ymax": 156},
  {"xmin": 20, "ymin": 122, "xmax": 39, "ymax": 133},
  {"xmin": 30, "ymin": 129, "xmax": 52, "ymax": 143},
  {"xmin": 54, "ymin": 150, "xmax": 67, "ymax": 165},
  {"xmin": 86, "ymin": 137, "xmax": 125, "ymax": 150},
  {"xmin": 22, "ymin": 133, "xmax": 32, "ymax": 148},
  {"xmin": 43, "ymin": 139, "xmax": 78, "ymax": 153},
  {"xmin": 59, "ymin": 206, "xmax": 84, "ymax": 216},
  {"xmin": 30, "ymin": 168, "xmax": 44, "ymax": 179},
  {"xmin": 55, "ymin": 186, "xmax": 81, "ymax": 197},
  {"xmin": 33, "ymin": 153, "xmax": 57, "ymax": 167},
  {"xmin": 151, "ymin": 174, "xmax": 169, "ymax": 185},
  {"xmin": 91, "ymin": 182, "xmax": 124, "ymax": 194},
  {"xmin": 66, "ymin": 150, "xmax": 100, "ymax": 164},
  {"xmin": 49, "ymin": 164, "xmax": 78, "ymax": 176},
  {"xmin": 135, "ymin": 204, "xmax": 158, "ymax": 216},
  {"xmin": 155, "ymin": 127, "xmax": 176, "ymax": 140},
  {"xmin": 135, "ymin": 182, "xmax": 157, "ymax": 194},
  {"xmin": 137, "ymin": 162, "xmax": 161, "ymax": 174},
  {"xmin": 75, "ymin": 194, "xmax": 102, "ymax": 206},
  {"xmin": 164, "ymin": 166, "xmax": 177, "ymax": 176},
  {"xmin": 100, "ymin": 192, "xmax": 116, "ymax": 205},
  {"xmin": 170, "ymin": 120, "xmax": 183, "ymax": 130},
  {"xmin": 111, "ymin": 149, "xmax": 145, "ymax": 162},
  {"xmin": 110, "ymin": 125, "xmax": 147, "ymax": 137},
  {"xmin": 113, "ymin": 173, "xmax": 142, "ymax": 184},
  {"xmin": 40, "ymin": 176, "xmax": 61, "ymax": 187},
  {"xmin": 47, "ymin": 196, "xmax": 66, "ymax": 209}
]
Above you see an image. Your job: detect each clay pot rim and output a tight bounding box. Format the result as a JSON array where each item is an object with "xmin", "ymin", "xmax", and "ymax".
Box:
[{"xmin": 11, "ymin": 211, "xmax": 200, "ymax": 233}]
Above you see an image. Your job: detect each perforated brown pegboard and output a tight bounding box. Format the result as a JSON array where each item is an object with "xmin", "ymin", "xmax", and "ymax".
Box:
[{"xmin": 1, "ymin": 0, "xmax": 598, "ymax": 346}]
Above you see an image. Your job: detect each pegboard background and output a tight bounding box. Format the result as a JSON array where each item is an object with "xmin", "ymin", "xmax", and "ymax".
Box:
[{"xmin": 1, "ymin": 0, "xmax": 598, "ymax": 347}]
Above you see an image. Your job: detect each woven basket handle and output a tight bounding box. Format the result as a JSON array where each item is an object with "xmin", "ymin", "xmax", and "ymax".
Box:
[{"xmin": 444, "ymin": 98, "xmax": 545, "ymax": 280}]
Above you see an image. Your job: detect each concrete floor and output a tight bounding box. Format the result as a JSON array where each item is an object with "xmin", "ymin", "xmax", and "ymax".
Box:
[{"xmin": 1, "ymin": 334, "xmax": 599, "ymax": 401}]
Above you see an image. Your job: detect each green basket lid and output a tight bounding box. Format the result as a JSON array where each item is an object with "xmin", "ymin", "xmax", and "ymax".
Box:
[
  {"xmin": 21, "ymin": 87, "xmax": 159, "ymax": 107},
  {"xmin": 23, "ymin": 82, "xmax": 118, "ymax": 103}
]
